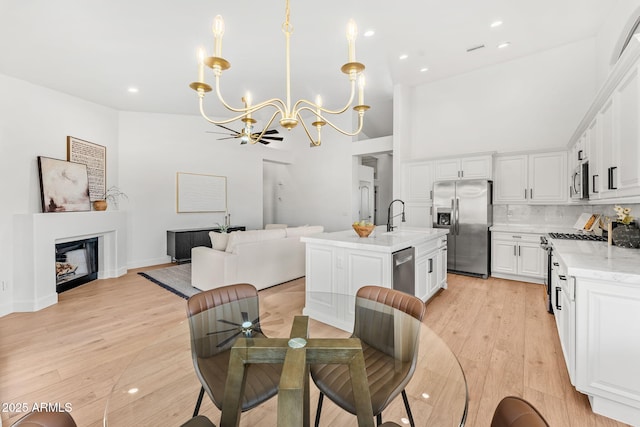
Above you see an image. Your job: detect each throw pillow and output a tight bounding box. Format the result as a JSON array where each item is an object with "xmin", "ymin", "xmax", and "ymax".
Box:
[{"xmin": 209, "ymin": 231, "xmax": 229, "ymax": 251}]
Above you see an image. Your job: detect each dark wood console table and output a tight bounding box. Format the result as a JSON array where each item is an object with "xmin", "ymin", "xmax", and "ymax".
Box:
[{"xmin": 166, "ymin": 226, "xmax": 245, "ymax": 263}]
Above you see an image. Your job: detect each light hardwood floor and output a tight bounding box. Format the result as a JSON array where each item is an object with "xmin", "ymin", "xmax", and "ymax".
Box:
[{"xmin": 0, "ymin": 267, "xmax": 630, "ymax": 426}]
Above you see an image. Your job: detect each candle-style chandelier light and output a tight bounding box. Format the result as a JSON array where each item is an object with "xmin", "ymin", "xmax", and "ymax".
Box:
[{"xmin": 189, "ymin": 0, "xmax": 369, "ymax": 146}]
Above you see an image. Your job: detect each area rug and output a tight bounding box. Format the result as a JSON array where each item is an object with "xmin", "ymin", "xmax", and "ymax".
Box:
[{"xmin": 138, "ymin": 264, "xmax": 201, "ymax": 299}]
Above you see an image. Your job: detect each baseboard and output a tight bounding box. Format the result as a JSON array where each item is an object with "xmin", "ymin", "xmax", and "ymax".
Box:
[{"xmin": 491, "ymin": 272, "xmax": 544, "ymax": 284}]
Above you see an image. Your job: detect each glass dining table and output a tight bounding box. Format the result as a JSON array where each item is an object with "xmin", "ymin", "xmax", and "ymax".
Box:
[{"xmin": 104, "ymin": 290, "xmax": 468, "ymax": 427}]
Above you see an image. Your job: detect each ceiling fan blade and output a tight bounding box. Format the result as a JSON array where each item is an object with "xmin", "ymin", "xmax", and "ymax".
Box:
[
  {"xmin": 262, "ymin": 129, "xmax": 280, "ymax": 135},
  {"xmin": 206, "ymin": 131, "xmax": 237, "ymax": 136},
  {"xmin": 215, "ymin": 124, "xmax": 241, "ymax": 134},
  {"xmin": 217, "ymin": 331, "xmax": 242, "ymax": 348},
  {"xmin": 260, "ymin": 136, "xmax": 284, "ymax": 141},
  {"xmin": 259, "ymin": 140, "xmax": 271, "ymax": 145}
]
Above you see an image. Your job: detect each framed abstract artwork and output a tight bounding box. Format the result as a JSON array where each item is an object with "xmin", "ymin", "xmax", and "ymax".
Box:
[{"xmin": 37, "ymin": 156, "xmax": 91, "ymax": 213}]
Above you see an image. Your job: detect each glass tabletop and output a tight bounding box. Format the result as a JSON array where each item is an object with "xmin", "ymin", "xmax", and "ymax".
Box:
[{"xmin": 104, "ymin": 290, "xmax": 468, "ymax": 427}]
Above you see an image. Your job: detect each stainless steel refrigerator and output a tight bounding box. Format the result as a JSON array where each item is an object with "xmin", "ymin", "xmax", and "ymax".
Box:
[{"xmin": 432, "ymin": 179, "xmax": 492, "ymax": 278}]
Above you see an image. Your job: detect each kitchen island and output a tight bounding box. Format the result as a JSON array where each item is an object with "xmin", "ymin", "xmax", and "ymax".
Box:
[
  {"xmin": 550, "ymin": 238, "xmax": 640, "ymax": 426},
  {"xmin": 300, "ymin": 226, "xmax": 448, "ymax": 331}
]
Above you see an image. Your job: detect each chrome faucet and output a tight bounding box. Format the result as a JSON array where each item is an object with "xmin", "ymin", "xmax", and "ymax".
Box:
[{"xmin": 387, "ymin": 199, "xmax": 406, "ymax": 232}]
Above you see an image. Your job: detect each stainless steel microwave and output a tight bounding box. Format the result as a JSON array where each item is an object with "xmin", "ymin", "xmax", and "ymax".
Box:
[{"xmin": 570, "ymin": 162, "xmax": 589, "ymax": 200}]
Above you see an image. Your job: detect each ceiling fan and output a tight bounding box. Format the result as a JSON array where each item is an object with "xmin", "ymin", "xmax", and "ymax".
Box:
[{"xmin": 206, "ymin": 124, "xmax": 284, "ymax": 145}]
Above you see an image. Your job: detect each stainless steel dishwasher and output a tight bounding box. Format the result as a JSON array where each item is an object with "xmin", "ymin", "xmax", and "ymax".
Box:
[{"xmin": 392, "ymin": 246, "xmax": 415, "ymax": 295}]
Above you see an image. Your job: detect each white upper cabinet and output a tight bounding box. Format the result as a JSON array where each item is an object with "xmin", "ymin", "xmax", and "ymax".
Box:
[
  {"xmin": 494, "ymin": 155, "xmax": 528, "ymax": 202},
  {"xmin": 567, "ymin": 35, "xmax": 640, "ymax": 202},
  {"xmin": 434, "ymin": 154, "xmax": 493, "ymax": 181},
  {"xmin": 494, "ymin": 151, "xmax": 567, "ymax": 204},
  {"xmin": 528, "ymin": 151, "xmax": 567, "ymax": 203},
  {"xmin": 616, "ymin": 66, "xmax": 640, "ymax": 196},
  {"xmin": 402, "ymin": 161, "xmax": 434, "ymax": 202}
]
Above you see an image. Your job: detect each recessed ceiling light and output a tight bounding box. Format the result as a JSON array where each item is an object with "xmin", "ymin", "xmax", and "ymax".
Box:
[
  {"xmin": 497, "ymin": 42, "xmax": 511, "ymax": 49},
  {"xmin": 364, "ymin": 30, "xmax": 375, "ymax": 37},
  {"xmin": 127, "ymin": 87, "xmax": 139, "ymax": 93},
  {"xmin": 490, "ymin": 20, "xmax": 503, "ymax": 28},
  {"xmin": 420, "ymin": 67, "xmax": 429, "ymax": 72},
  {"xmin": 399, "ymin": 54, "xmax": 409, "ymax": 60}
]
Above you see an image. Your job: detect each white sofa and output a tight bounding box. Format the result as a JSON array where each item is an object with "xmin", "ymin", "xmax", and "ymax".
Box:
[{"xmin": 191, "ymin": 225, "xmax": 324, "ymax": 291}]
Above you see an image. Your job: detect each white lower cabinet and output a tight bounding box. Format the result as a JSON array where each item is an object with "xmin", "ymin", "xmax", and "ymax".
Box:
[
  {"xmin": 573, "ymin": 277, "xmax": 640, "ymax": 426},
  {"xmin": 414, "ymin": 236, "xmax": 448, "ymax": 302},
  {"xmin": 551, "ymin": 255, "xmax": 575, "ymax": 384},
  {"xmin": 491, "ymin": 232, "xmax": 545, "ymax": 282}
]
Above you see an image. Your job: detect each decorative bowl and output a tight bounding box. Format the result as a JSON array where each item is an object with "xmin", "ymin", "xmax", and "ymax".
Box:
[{"xmin": 352, "ymin": 224, "xmax": 375, "ymax": 237}]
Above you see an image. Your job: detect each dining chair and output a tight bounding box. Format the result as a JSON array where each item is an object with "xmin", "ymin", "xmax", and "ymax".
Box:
[
  {"xmin": 491, "ymin": 396, "xmax": 550, "ymax": 427},
  {"xmin": 310, "ymin": 286, "xmax": 426, "ymax": 427},
  {"xmin": 186, "ymin": 283, "xmax": 282, "ymax": 418},
  {"xmin": 10, "ymin": 411, "xmax": 77, "ymax": 427}
]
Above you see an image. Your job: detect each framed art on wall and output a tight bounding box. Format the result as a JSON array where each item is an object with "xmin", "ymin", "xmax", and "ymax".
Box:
[
  {"xmin": 67, "ymin": 136, "xmax": 106, "ymax": 202},
  {"xmin": 37, "ymin": 156, "xmax": 91, "ymax": 212},
  {"xmin": 176, "ymin": 172, "xmax": 227, "ymax": 213}
]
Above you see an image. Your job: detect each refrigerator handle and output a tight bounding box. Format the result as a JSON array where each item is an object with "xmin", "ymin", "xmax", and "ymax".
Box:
[
  {"xmin": 455, "ymin": 198, "xmax": 460, "ymax": 235},
  {"xmin": 450, "ymin": 198, "xmax": 456, "ymax": 235}
]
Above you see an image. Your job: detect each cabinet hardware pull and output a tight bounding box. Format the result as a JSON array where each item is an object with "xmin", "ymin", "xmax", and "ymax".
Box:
[
  {"xmin": 578, "ymin": 150, "xmax": 583, "ymax": 161},
  {"xmin": 428, "ymin": 258, "xmax": 433, "ymax": 273},
  {"xmin": 530, "ymin": 188, "xmax": 533, "ymax": 199},
  {"xmin": 524, "ymin": 188, "xmax": 527, "ymax": 199},
  {"xmin": 513, "ymin": 246, "xmax": 517, "ymax": 256},
  {"xmin": 592, "ymin": 174, "xmax": 599, "ymax": 193},
  {"xmin": 430, "ymin": 190, "xmax": 433, "ymax": 200},
  {"xmin": 608, "ymin": 167, "xmax": 618, "ymax": 190},
  {"xmin": 512, "ymin": 235, "xmax": 522, "ymax": 238},
  {"xmin": 559, "ymin": 274, "xmax": 566, "ymax": 281},
  {"xmin": 518, "ymin": 246, "xmax": 521, "ymax": 256},
  {"xmin": 555, "ymin": 287, "xmax": 562, "ymax": 310},
  {"xmin": 553, "ymin": 262, "xmax": 559, "ymax": 266},
  {"xmin": 460, "ymin": 170, "xmax": 464, "ymax": 178}
]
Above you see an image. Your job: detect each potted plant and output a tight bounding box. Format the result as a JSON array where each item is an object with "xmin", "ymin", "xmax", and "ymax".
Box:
[{"xmin": 93, "ymin": 186, "xmax": 128, "ymax": 211}]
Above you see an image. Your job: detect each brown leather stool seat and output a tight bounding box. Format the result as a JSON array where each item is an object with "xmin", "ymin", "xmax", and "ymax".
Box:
[
  {"xmin": 11, "ymin": 411, "xmax": 77, "ymax": 427},
  {"xmin": 179, "ymin": 415, "xmax": 216, "ymax": 427},
  {"xmin": 491, "ymin": 396, "xmax": 549, "ymax": 427}
]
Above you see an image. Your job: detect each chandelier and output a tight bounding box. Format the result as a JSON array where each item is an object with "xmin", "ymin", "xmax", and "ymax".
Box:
[{"xmin": 189, "ymin": 0, "xmax": 368, "ymax": 146}]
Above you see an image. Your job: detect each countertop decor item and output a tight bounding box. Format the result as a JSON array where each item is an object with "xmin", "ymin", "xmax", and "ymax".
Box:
[
  {"xmin": 612, "ymin": 222, "xmax": 640, "ymax": 248},
  {"xmin": 352, "ymin": 222, "xmax": 375, "ymax": 237},
  {"xmin": 612, "ymin": 206, "xmax": 640, "ymax": 248},
  {"xmin": 614, "ymin": 205, "xmax": 634, "ymax": 225}
]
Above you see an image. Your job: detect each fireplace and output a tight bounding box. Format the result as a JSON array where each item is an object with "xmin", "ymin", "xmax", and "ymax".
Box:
[
  {"xmin": 55, "ymin": 237, "xmax": 98, "ymax": 293},
  {"xmin": 12, "ymin": 210, "xmax": 127, "ymax": 314}
]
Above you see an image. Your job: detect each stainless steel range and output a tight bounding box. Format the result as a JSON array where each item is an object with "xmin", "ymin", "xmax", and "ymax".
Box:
[{"xmin": 547, "ymin": 232, "xmax": 607, "ymax": 241}]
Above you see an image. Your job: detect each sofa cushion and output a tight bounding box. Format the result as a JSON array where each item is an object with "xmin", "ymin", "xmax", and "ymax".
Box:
[
  {"xmin": 225, "ymin": 228, "xmax": 287, "ymax": 253},
  {"xmin": 209, "ymin": 231, "xmax": 229, "ymax": 251},
  {"xmin": 285, "ymin": 225, "xmax": 324, "ymax": 238}
]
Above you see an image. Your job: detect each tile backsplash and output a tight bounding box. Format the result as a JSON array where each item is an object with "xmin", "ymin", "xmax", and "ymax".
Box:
[{"xmin": 493, "ymin": 203, "xmax": 640, "ymax": 228}]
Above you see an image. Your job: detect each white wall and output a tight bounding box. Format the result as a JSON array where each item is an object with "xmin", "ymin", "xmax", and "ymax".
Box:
[
  {"xmin": 404, "ymin": 38, "xmax": 597, "ymax": 159},
  {"xmin": 0, "ymin": 73, "xmax": 119, "ymax": 315},
  {"xmin": 117, "ymin": 112, "xmax": 293, "ymax": 268},
  {"xmin": 274, "ymin": 117, "xmax": 355, "ymax": 232}
]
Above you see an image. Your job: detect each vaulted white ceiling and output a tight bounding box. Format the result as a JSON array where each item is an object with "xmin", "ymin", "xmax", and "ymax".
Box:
[{"xmin": 0, "ymin": 0, "xmax": 619, "ymax": 139}]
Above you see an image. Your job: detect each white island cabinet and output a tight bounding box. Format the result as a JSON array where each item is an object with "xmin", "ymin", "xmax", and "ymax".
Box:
[
  {"xmin": 550, "ymin": 239, "xmax": 640, "ymax": 426},
  {"xmin": 301, "ymin": 227, "xmax": 448, "ymax": 331}
]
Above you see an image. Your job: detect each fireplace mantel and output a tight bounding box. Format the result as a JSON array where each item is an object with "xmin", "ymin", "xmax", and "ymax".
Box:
[{"xmin": 13, "ymin": 211, "xmax": 128, "ymax": 312}]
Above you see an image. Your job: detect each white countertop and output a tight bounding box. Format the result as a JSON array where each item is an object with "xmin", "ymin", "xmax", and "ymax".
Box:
[
  {"xmin": 491, "ymin": 224, "xmax": 577, "ymax": 234},
  {"xmin": 551, "ymin": 239, "xmax": 640, "ymax": 284},
  {"xmin": 301, "ymin": 226, "xmax": 448, "ymax": 253}
]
